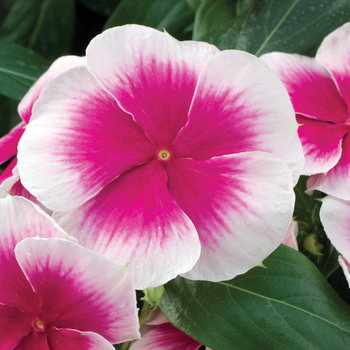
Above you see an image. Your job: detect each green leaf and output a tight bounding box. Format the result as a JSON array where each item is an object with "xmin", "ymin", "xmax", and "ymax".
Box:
[
  {"xmin": 161, "ymin": 245, "xmax": 350, "ymax": 350},
  {"xmin": 104, "ymin": 0, "xmax": 194, "ymax": 40},
  {"xmin": 77, "ymin": 0, "xmax": 122, "ymax": 16},
  {"xmin": 0, "ymin": 96, "xmax": 20, "ymax": 138},
  {"xmin": 185, "ymin": 0, "xmax": 201, "ymax": 11},
  {"xmin": 0, "ymin": 0, "xmax": 75, "ymax": 60},
  {"xmin": 193, "ymin": 0, "xmax": 350, "ymax": 56},
  {"xmin": 0, "ymin": 0, "xmax": 15, "ymax": 27},
  {"xmin": 0, "ymin": 40, "xmax": 49, "ymax": 101}
]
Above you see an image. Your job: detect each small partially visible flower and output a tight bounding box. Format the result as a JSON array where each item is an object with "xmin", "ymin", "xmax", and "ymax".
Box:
[
  {"xmin": 18, "ymin": 25, "xmax": 303, "ymax": 289},
  {"xmin": 130, "ymin": 309, "xmax": 210, "ymax": 350},
  {"xmin": 261, "ymin": 22, "xmax": 350, "ymax": 200},
  {"xmin": 0, "ymin": 194, "xmax": 140, "ymax": 348}
]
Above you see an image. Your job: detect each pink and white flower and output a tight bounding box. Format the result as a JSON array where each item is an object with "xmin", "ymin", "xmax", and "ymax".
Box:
[
  {"xmin": 18, "ymin": 25, "xmax": 303, "ymax": 289},
  {"xmin": 261, "ymin": 22, "xmax": 350, "ymax": 200},
  {"xmin": 282, "ymin": 220, "xmax": 299, "ymax": 251},
  {"xmin": 130, "ymin": 309, "xmax": 210, "ymax": 350},
  {"xmin": 0, "ymin": 194, "xmax": 140, "ymax": 348},
  {"xmin": 0, "ymin": 55, "xmax": 85, "ymax": 199}
]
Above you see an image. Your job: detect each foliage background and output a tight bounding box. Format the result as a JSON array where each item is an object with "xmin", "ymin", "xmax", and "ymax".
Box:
[{"xmin": 2, "ymin": 0, "xmax": 350, "ymax": 349}]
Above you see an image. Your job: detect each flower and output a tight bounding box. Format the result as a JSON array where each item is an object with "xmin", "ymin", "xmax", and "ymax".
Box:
[
  {"xmin": 129, "ymin": 308, "xmax": 210, "ymax": 350},
  {"xmin": 282, "ymin": 220, "xmax": 299, "ymax": 250},
  {"xmin": 261, "ymin": 22, "xmax": 350, "ymax": 200},
  {"xmin": 18, "ymin": 25, "xmax": 303, "ymax": 289},
  {"xmin": 0, "ymin": 194, "xmax": 140, "ymax": 348},
  {"xmin": 0, "ymin": 55, "xmax": 85, "ymax": 202}
]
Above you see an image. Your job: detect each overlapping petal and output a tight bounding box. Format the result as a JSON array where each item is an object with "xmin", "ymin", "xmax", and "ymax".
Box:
[
  {"xmin": 46, "ymin": 328, "xmax": 115, "ymax": 350},
  {"xmin": 282, "ymin": 220, "xmax": 298, "ymax": 251},
  {"xmin": 14, "ymin": 331, "xmax": 49, "ymax": 350},
  {"xmin": 18, "ymin": 56, "xmax": 86, "ymax": 124},
  {"xmin": 260, "ymin": 52, "xmax": 349, "ymax": 123},
  {"xmin": 166, "ymin": 152, "xmax": 294, "ymax": 281},
  {"xmin": 338, "ymin": 256, "xmax": 350, "ymax": 288},
  {"xmin": 319, "ymin": 195, "xmax": 350, "ymax": 262},
  {"xmin": 316, "ymin": 22, "xmax": 350, "ymax": 111},
  {"xmin": 0, "ymin": 156, "xmax": 17, "ymax": 184},
  {"xmin": 55, "ymin": 160, "xmax": 200, "ymax": 290},
  {"xmin": 307, "ymin": 134, "xmax": 350, "ymax": 199},
  {"xmin": 86, "ymin": 24, "xmax": 219, "ymax": 146},
  {"xmin": 173, "ymin": 50, "xmax": 303, "ymax": 185},
  {"xmin": 0, "ymin": 195, "xmax": 73, "ymax": 315},
  {"xmin": 18, "ymin": 66, "xmax": 156, "ymax": 212},
  {"xmin": 296, "ymin": 115, "xmax": 348, "ymax": 175},
  {"xmin": 15, "ymin": 237, "xmax": 140, "ymax": 344},
  {"xmin": 0, "ymin": 122, "xmax": 25, "ymax": 165}
]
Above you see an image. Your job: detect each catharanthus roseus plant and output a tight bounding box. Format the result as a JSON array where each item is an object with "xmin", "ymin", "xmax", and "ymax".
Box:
[
  {"xmin": 0, "ymin": 194, "xmax": 139, "ymax": 349},
  {"xmin": 17, "ymin": 24, "xmax": 304, "ymax": 289},
  {"xmin": 261, "ymin": 22, "xmax": 350, "ymax": 200}
]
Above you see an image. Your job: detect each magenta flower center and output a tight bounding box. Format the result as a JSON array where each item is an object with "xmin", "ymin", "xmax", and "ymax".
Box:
[
  {"xmin": 33, "ymin": 318, "xmax": 45, "ymax": 331},
  {"xmin": 157, "ymin": 148, "xmax": 171, "ymax": 161}
]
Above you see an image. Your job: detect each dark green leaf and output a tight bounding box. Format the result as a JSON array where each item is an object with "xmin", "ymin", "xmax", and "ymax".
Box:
[
  {"xmin": 104, "ymin": 0, "xmax": 194, "ymax": 40},
  {"xmin": 161, "ymin": 245, "xmax": 350, "ymax": 350},
  {"xmin": 78, "ymin": 0, "xmax": 122, "ymax": 16},
  {"xmin": 0, "ymin": 0, "xmax": 15, "ymax": 27},
  {"xmin": 185, "ymin": 0, "xmax": 201, "ymax": 11},
  {"xmin": 0, "ymin": 40, "xmax": 49, "ymax": 100},
  {"xmin": 193, "ymin": 0, "xmax": 350, "ymax": 56},
  {"xmin": 0, "ymin": 0, "xmax": 75, "ymax": 60},
  {"xmin": 0, "ymin": 96, "xmax": 20, "ymax": 138}
]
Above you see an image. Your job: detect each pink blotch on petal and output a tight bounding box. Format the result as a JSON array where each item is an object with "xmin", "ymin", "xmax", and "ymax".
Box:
[
  {"xmin": 0, "ymin": 304, "xmax": 33, "ymax": 349},
  {"xmin": 55, "ymin": 160, "xmax": 200, "ymax": 290},
  {"xmin": 86, "ymin": 25, "xmax": 219, "ymax": 146},
  {"xmin": 15, "ymin": 238, "xmax": 140, "ymax": 344},
  {"xmin": 260, "ymin": 52, "xmax": 349, "ymax": 123},
  {"xmin": 18, "ymin": 65, "xmax": 156, "ymax": 212},
  {"xmin": 296, "ymin": 115, "xmax": 348, "ymax": 175},
  {"xmin": 316, "ymin": 22, "xmax": 350, "ymax": 112},
  {"xmin": 166, "ymin": 152, "xmax": 294, "ymax": 282}
]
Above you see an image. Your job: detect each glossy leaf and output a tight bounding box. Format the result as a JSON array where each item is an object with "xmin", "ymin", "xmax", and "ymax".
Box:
[
  {"xmin": 161, "ymin": 244, "xmax": 350, "ymax": 350},
  {"xmin": 193, "ymin": 0, "xmax": 350, "ymax": 56},
  {"xmin": 0, "ymin": 40, "xmax": 49, "ymax": 100},
  {"xmin": 104, "ymin": 0, "xmax": 194, "ymax": 40},
  {"xmin": 77, "ymin": 0, "xmax": 122, "ymax": 16},
  {"xmin": 0, "ymin": 0, "xmax": 75, "ymax": 59}
]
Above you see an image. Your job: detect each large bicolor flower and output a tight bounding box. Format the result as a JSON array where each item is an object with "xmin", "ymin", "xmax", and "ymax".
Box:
[
  {"xmin": 261, "ymin": 22, "xmax": 350, "ymax": 200},
  {"xmin": 18, "ymin": 25, "xmax": 303, "ymax": 289},
  {"xmin": 0, "ymin": 55, "xmax": 85, "ymax": 193},
  {"xmin": 0, "ymin": 194, "xmax": 139, "ymax": 349}
]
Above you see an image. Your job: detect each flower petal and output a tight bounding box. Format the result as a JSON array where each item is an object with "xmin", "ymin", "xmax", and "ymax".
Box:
[
  {"xmin": 46, "ymin": 327, "xmax": 115, "ymax": 350},
  {"xmin": 129, "ymin": 323, "xmax": 202, "ymax": 350},
  {"xmin": 260, "ymin": 52, "xmax": 349, "ymax": 123},
  {"xmin": 0, "ymin": 122, "xmax": 25, "ymax": 165},
  {"xmin": 282, "ymin": 220, "xmax": 299, "ymax": 251},
  {"xmin": 15, "ymin": 238, "xmax": 140, "ymax": 344},
  {"xmin": 316, "ymin": 22, "xmax": 350, "ymax": 111},
  {"xmin": 307, "ymin": 133, "xmax": 350, "ymax": 199},
  {"xmin": 319, "ymin": 196, "xmax": 350, "ymax": 262},
  {"xmin": 166, "ymin": 152, "xmax": 294, "ymax": 281},
  {"xmin": 18, "ymin": 56, "xmax": 86, "ymax": 124},
  {"xmin": 0, "ymin": 195, "xmax": 73, "ymax": 315},
  {"xmin": 18, "ymin": 65, "xmax": 156, "ymax": 212},
  {"xmin": 172, "ymin": 50, "xmax": 303, "ymax": 185},
  {"xmin": 13, "ymin": 331, "xmax": 49, "ymax": 350},
  {"xmin": 55, "ymin": 160, "xmax": 200, "ymax": 290},
  {"xmin": 86, "ymin": 25, "xmax": 219, "ymax": 146},
  {"xmin": 338, "ymin": 256, "xmax": 350, "ymax": 289},
  {"xmin": 0, "ymin": 304, "xmax": 32, "ymax": 349},
  {"xmin": 296, "ymin": 115, "xmax": 348, "ymax": 175}
]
